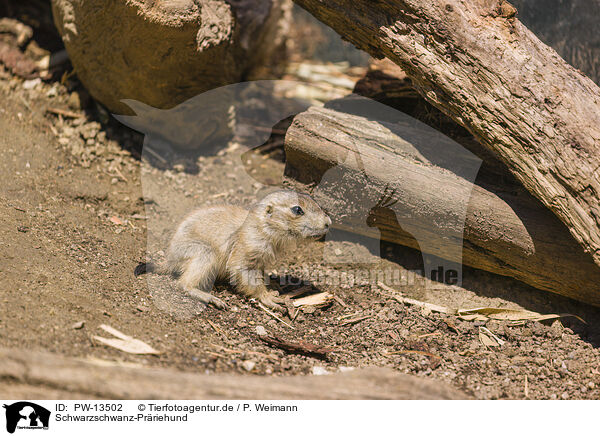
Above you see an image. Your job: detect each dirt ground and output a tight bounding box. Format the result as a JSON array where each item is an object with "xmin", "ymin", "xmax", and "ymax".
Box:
[{"xmin": 2, "ymin": 4, "xmax": 600, "ymax": 401}]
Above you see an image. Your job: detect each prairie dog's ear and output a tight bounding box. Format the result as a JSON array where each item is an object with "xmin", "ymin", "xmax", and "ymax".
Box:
[{"xmin": 265, "ymin": 204, "xmax": 273, "ymax": 215}]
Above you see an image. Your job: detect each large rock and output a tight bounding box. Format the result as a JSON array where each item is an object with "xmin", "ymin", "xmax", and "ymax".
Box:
[{"xmin": 51, "ymin": 0, "xmax": 291, "ymax": 114}]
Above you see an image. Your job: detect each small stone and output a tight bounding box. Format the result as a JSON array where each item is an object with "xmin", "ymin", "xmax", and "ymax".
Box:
[
  {"xmin": 561, "ymin": 392, "xmax": 569, "ymax": 400},
  {"xmin": 334, "ymin": 248, "xmax": 342, "ymax": 256},
  {"xmin": 255, "ymin": 325, "xmax": 267, "ymax": 336},
  {"xmin": 338, "ymin": 366, "xmax": 355, "ymax": 373},
  {"xmin": 23, "ymin": 78, "xmax": 41, "ymax": 90},
  {"xmin": 191, "ymin": 339, "xmax": 198, "ymax": 344},
  {"xmin": 68, "ymin": 92, "xmax": 82, "ymax": 110},
  {"xmin": 242, "ymin": 360, "xmax": 256, "ymax": 372},
  {"xmin": 588, "ymin": 381, "xmax": 595, "ymax": 389},
  {"xmin": 46, "ymin": 85, "xmax": 58, "ymax": 97},
  {"xmin": 312, "ymin": 366, "xmax": 329, "ymax": 376},
  {"xmin": 71, "ymin": 321, "xmax": 85, "ymax": 329}
]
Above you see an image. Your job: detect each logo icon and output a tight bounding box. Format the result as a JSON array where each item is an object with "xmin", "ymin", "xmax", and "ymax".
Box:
[{"xmin": 3, "ymin": 402, "xmax": 50, "ymax": 434}]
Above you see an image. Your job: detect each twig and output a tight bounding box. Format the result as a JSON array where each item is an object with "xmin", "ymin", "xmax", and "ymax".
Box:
[
  {"xmin": 257, "ymin": 302, "xmax": 294, "ymax": 329},
  {"xmin": 333, "ymin": 295, "xmax": 347, "ymax": 307},
  {"xmin": 417, "ymin": 331, "xmax": 441, "ymax": 339},
  {"xmin": 113, "ymin": 166, "xmax": 129, "ymax": 182},
  {"xmin": 46, "ymin": 107, "xmax": 83, "ymax": 118},
  {"xmin": 206, "ymin": 351, "xmax": 227, "ymax": 358},
  {"xmin": 378, "ymin": 281, "xmax": 402, "ymax": 295},
  {"xmin": 339, "ymin": 312, "xmax": 361, "ymax": 320},
  {"xmin": 339, "ymin": 315, "xmax": 371, "ymax": 326},
  {"xmin": 19, "ymin": 95, "xmax": 31, "ymax": 111},
  {"xmin": 144, "ymin": 145, "xmax": 168, "ymax": 164},
  {"xmin": 257, "ymin": 333, "xmax": 333, "ymax": 360},
  {"xmin": 206, "ymin": 319, "xmax": 224, "ymax": 335}
]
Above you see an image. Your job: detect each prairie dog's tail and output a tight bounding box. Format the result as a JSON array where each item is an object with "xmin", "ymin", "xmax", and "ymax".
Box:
[{"xmin": 134, "ymin": 261, "xmax": 167, "ymax": 277}]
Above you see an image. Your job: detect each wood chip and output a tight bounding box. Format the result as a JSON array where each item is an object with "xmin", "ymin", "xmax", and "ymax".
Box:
[{"xmin": 292, "ymin": 292, "xmax": 333, "ymax": 307}]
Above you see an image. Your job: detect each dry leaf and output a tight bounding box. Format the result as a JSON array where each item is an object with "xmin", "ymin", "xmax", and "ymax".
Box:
[
  {"xmin": 92, "ymin": 324, "xmax": 160, "ymax": 355},
  {"xmin": 393, "ymin": 296, "xmax": 585, "ymax": 327},
  {"xmin": 109, "ymin": 216, "xmax": 124, "ymax": 225},
  {"xmin": 478, "ymin": 326, "xmax": 505, "ymax": 347},
  {"xmin": 457, "ymin": 307, "xmax": 584, "ymax": 324}
]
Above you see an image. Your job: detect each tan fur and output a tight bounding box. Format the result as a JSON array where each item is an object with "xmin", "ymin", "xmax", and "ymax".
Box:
[{"xmin": 142, "ymin": 190, "xmax": 331, "ymax": 311}]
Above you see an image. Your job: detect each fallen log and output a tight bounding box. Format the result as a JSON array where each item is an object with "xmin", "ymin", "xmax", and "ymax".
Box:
[
  {"xmin": 292, "ymin": 0, "xmax": 600, "ymax": 269},
  {"xmin": 283, "ymin": 99, "xmax": 600, "ymax": 306},
  {"xmin": 0, "ymin": 348, "xmax": 469, "ymax": 399}
]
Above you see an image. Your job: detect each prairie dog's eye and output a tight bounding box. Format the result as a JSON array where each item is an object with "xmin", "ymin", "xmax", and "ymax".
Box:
[{"xmin": 291, "ymin": 206, "xmax": 304, "ymax": 216}]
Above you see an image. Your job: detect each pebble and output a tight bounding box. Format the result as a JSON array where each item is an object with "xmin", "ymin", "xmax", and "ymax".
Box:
[
  {"xmin": 22, "ymin": 78, "xmax": 41, "ymax": 90},
  {"xmin": 255, "ymin": 326, "xmax": 267, "ymax": 336},
  {"xmin": 242, "ymin": 360, "xmax": 256, "ymax": 372},
  {"xmin": 71, "ymin": 321, "xmax": 85, "ymax": 329},
  {"xmin": 312, "ymin": 366, "xmax": 329, "ymax": 376}
]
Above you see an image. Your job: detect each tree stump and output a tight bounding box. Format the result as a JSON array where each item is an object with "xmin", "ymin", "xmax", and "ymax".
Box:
[{"xmin": 51, "ymin": 0, "xmax": 291, "ymax": 114}]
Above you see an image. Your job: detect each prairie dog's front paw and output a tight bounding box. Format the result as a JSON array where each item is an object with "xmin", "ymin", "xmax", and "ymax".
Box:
[
  {"xmin": 258, "ymin": 292, "xmax": 286, "ymax": 313},
  {"xmin": 209, "ymin": 295, "xmax": 228, "ymax": 310}
]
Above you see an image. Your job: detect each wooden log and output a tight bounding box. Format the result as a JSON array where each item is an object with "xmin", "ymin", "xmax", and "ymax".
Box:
[
  {"xmin": 291, "ymin": 0, "xmax": 600, "ymax": 269},
  {"xmin": 51, "ymin": 0, "xmax": 291, "ymax": 115},
  {"xmin": 511, "ymin": 0, "xmax": 600, "ymax": 85},
  {"xmin": 283, "ymin": 100, "xmax": 600, "ymax": 306},
  {"xmin": 0, "ymin": 348, "xmax": 469, "ymax": 399}
]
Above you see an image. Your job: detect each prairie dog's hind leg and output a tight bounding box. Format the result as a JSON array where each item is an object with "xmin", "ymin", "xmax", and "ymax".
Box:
[{"xmin": 178, "ymin": 248, "xmax": 227, "ymax": 310}]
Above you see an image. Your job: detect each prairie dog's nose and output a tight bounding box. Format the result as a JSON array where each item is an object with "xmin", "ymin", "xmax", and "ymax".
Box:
[{"xmin": 324, "ymin": 216, "xmax": 332, "ymax": 228}]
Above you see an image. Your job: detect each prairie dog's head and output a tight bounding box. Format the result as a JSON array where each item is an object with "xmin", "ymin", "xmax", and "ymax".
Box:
[{"xmin": 254, "ymin": 190, "xmax": 331, "ymax": 240}]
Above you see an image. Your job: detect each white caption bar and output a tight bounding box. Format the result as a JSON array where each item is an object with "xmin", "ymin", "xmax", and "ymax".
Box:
[{"xmin": 0, "ymin": 400, "xmax": 592, "ymax": 435}]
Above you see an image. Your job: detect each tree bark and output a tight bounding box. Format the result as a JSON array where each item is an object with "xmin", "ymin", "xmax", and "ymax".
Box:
[
  {"xmin": 0, "ymin": 348, "xmax": 469, "ymax": 400},
  {"xmin": 283, "ymin": 101, "xmax": 600, "ymax": 306},
  {"xmin": 291, "ymin": 0, "xmax": 600, "ymax": 268}
]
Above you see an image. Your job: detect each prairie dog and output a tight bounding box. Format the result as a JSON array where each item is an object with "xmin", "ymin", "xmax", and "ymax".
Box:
[{"xmin": 135, "ymin": 190, "xmax": 331, "ymax": 311}]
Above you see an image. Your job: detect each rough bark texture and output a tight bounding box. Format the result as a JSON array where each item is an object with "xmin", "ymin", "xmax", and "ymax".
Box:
[
  {"xmin": 291, "ymin": 0, "xmax": 600, "ymax": 268},
  {"xmin": 512, "ymin": 0, "xmax": 600, "ymax": 85},
  {"xmin": 0, "ymin": 348, "xmax": 469, "ymax": 399},
  {"xmin": 51, "ymin": 0, "xmax": 291, "ymax": 114},
  {"xmin": 283, "ymin": 101, "xmax": 600, "ymax": 306}
]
